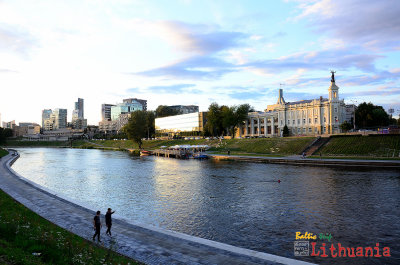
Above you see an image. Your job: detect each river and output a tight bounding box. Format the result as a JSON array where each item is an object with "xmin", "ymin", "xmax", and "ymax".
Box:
[{"xmin": 12, "ymin": 148, "xmax": 400, "ymax": 264}]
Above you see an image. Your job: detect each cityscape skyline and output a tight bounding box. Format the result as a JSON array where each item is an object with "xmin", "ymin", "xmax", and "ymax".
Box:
[{"xmin": 1, "ymin": 0, "xmax": 399, "ymax": 125}]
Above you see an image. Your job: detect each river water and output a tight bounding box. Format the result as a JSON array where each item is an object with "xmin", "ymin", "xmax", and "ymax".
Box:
[{"xmin": 12, "ymin": 148, "xmax": 400, "ymax": 264}]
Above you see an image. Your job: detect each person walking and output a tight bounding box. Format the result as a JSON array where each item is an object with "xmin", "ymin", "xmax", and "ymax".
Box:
[
  {"xmin": 105, "ymin": 208, "xmax": 115, "ymax": 236},
  {"xmin": 92, "ymin": 210, "xmax": 102, "ymax": 242}
]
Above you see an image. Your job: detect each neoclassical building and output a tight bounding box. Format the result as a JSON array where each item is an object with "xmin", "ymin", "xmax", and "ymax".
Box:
[{"xmin": 239, "ymin": 72, "xmax": 346, "ymax": 137}]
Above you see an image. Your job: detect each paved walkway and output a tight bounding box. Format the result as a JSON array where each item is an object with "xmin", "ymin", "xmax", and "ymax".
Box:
[{"xmin": 0, "ymin": 151, "xmax": 314, "ymax": 265}]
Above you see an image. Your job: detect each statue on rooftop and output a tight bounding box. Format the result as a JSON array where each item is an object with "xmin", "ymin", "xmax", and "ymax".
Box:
[{"xmin": 331, "ymin": 70, "xmax": 336, "ymax": 82}]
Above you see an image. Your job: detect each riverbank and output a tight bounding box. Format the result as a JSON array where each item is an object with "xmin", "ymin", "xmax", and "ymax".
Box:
[
  {"xmin": 4, "ymin": 134, "xmax": 400, "ymax": 161},
  {"xmin": 0, "ymin": 151, "xmax": 315, "ymax": 265}
]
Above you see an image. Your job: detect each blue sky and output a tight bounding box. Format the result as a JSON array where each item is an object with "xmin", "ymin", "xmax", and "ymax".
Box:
[{"xmin": 1, "ymin": 0, "xmax": 399, "ymax": 125}]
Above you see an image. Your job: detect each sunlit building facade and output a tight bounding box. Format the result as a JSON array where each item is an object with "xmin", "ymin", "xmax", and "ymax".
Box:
[
  {"xmin": 239, "ymin": 73, "xmax": 346, "ymax": 137},
  {"xmin": 155, "ymin": 112, "xmax": 207, "ymax": 136}
]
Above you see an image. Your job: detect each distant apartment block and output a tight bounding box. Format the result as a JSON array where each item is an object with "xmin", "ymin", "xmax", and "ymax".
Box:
[
  {"xmin": 14, "ymin": 122, "xmax": 41, "ymax": 137},
  {"xmin": 169, "ymin": 105, "xmax": 199, "ymax": 115},
  {"xmin": 101, "ymin": 104, "xmax": 115, "ymax": 121},
  {"xmin": 2, "ymin": 120, "xmax": 16, "ymax": 129}
]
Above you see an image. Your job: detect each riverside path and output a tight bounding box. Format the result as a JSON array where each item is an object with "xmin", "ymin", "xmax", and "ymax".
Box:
[{"xmin": 0, "ymin": 150, "xmax": 315, "ymax": 265}]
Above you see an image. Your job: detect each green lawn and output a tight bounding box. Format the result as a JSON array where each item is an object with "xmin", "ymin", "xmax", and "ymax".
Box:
[
  {"xmin": 319, "ymin": 135, "xmax": 400, "ymax": 157},
  {"xmin": 0, "ymin": 188, "xmax": 138, "ymax": 265},
  {"xmin": 91, "ymin": 137, "xmax": 315, "ymax": 156},
  {"xmin": 0, "ymin": 148, "xmax": 8, "ymax": 158}
]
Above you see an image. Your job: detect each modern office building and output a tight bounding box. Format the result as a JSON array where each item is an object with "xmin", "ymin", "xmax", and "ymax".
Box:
[
  {"xmin": 101, "ymin": 104, "xmax": 115, "ymax": 121},
  {"xmin": 99, "ymin": 98, "xmax": 146, "ymax": 133},
  {"xmin": 111, "ymin": 101, "xmax": 143, "ymax": 121},
  {"xmin": 42, "ymin": 108, "xmax": 67, "ymax": 130},
  {"xmin": 155, "ymin": 112, "xmax": 207, "ymax": 136},
  {"xmin": 71, "ymin": 98, "xmax": 87, "ymax": 129},
  {"xmin": 239, "ymin": 72, "xmax": 346, "ymax": 137},
  {"xmin": 123, "ymin": 98, "xmax": 147, "ymax": 111},
  {"xmin": 72, "ymin": 98, "xmax": 84, "ymax": 120},
  {"xmin": 42, "ymin": 109, "xmax": 52, "ymax": 128},
  {"xmin": 53, "ymin": 108, "xmax": 68, "ymax": 129}
]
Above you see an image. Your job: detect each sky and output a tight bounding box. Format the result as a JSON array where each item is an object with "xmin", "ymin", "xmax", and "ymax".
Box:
[{"xmin": 1, "ymin": 0, "xmax": 400, "ymax": 125}]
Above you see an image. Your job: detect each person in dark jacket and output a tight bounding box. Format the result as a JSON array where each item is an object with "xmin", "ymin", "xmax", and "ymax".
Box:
[
  {"xmin": 105, "ymin": 208, "xmax": 115, "ymax": 236},
  {"xmin": 92, "ymin": 210, "xmax": 102, "ymax": 242}
]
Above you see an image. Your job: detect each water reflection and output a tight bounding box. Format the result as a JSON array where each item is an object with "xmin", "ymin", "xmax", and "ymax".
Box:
[{"xmin": 12, "ymin": 148, "xmax": 400, "ymax": 264}]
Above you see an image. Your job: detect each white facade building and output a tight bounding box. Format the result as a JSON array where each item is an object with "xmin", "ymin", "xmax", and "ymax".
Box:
[{"xmin": 239, "ymin": 72, "xmax": 347, "ymax": 137}]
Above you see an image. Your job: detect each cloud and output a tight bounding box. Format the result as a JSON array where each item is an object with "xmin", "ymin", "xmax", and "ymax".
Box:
[
  {"xmin": 0, "ymin": 23, "xmax": 37, "ymax": 55},
  {"xmin": 245, "ymin": 49, "xmax": 380, "ymax": 74},
  {"xmin": 295, "ymin": 0, "xmax": 400, "ymax": 50},
  {"xmin": 122, "ymin": 19, "xmax": 245, "ymax": 55},
  {"xmin": 136, "ymin": 56, "xmax": 237, "ymax": 80},
  {"xmin": 146, "ymin": 83, "xmax": 196, "ymax": 93},
  {"xmin": 0, "ymin": 68, "xmax": 18, "ymax": 73}
]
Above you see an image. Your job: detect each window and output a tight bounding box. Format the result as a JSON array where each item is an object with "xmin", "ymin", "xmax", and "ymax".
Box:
[
  {"xmin": 293, "ymin": 120, "xmax": 295, "ymax": 124},
  {"xmin": 303, "ymin": 128, "xmax": 306, "ymax": 133},
  {"xmin": 288, "ymin": 120, "xmax": 290, "ymax": 125},
  {"xmin": 281, "ymin": 120, "xmax": 283, "ymax": 125},
  {"xmin": 308, "ymin": 128, "xmax": 312, "ymax": 132},
  {"xmin": 323, "ymin": 127, "xmax": 326, "ymax": 132},
  {"xmin": 334, "ymin": 107, "xmax": 337, "ymax": 112},
  {"xmin": 324, "ymin": 117, "xmax": 326, "ymax": 123},
  {"xmin": 315, "ymin": 118, "xmax": 317, "ymax": 123},
  {"xmin": 303, "ymin": 118, "xmax": 306, "ymax": 124},
  {"xmin": 335, "ymin": 116, "xmax": 338, "ymax": 123},
  {"xmin": 309, "ymin": 118, "xmax": 311, "ymax": 123},
  {"xmin": 297, "ymin": 128, "xmax": 300, "ymax": 133},
  {"xmin": 298, "ymin": 119, "xmax": 300, "ymax": 124}
]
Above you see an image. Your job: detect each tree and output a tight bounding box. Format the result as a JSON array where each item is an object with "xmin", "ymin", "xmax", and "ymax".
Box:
[
  {"xmin": 123, "ymin": 111, "xmax": 149, "ymax": 149},
  {"xmin": 282, "ymin": 125, "xmax": 289, "ymax": 137},
  {"xmin": 155, "ymin": 105, "xmax": 179, "ymax": 118},
  {"xmin": 0, "ymin": 128, "xmax": 13, "ymax": 144},
  {"xmin": 145, "ymin": 111, "xmax": 155, "ymax": 138},
  {"xmin": 205, "ymin": 103, "xmax": 223, "ymax": 136},
  {"xmin": 205, "ymin": 103, "xmax": 253, "ymax": 137},
  {"xmin": 340, "ymin": 121, "xmax": 352, "ymax": 132},
  {"xmin": 355, "ymin": 102, "xmax": 390, "ymax": 128}
]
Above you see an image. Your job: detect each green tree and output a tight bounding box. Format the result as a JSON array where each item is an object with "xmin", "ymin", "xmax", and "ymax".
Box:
[
  {"xmin": 0, "ymin": 128, "xmax": 13, "ymax": 144},
  {"xmin": 340, "ymin": 121, "xmax": 352, "ymax": 132},
  {"xmin": 155, "ymin": 105, "xmax": 179, "ymax": 118},
  {"xmin": 145, "ymin": 111, "xmax": 155, "ymax": 138},
  {"xmin": 282, "ymin": 125, "xmax": 289, "ymax": 137},
  {"xmin": 205, "ymin": 102, "xmax": 223, "ymax": 136},
  {"xmin": 355, "ymin": 102, "xmax": 390, "ymax": 128},
  {"xmin": 123, "ymin": 111, "xmax": 148, "ymax": 149}
]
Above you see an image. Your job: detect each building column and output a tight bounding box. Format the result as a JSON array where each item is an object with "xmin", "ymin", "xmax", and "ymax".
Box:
[
  {"xmin": 250, "ymin": 119, "xmax": 254, "ymax": 135},
  {"xmin": 264, "ymin": 117, "xmax": 267, "ymax": 136},
  {"xmin": 257, "ymin": 118, "xmax": 260, "ymax": 136},
  {"xmin": 245, "ymin": 119, "xmax": 249, "ymax": 136},
  {"xmin": 271, "ymin": 117, "xmax": 275, "ymax": 136}
]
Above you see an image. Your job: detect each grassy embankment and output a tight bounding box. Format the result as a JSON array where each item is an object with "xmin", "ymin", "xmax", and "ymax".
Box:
[
  {"xmin": 0, "ymin": 148, "xmax": 8, "ymax": 158},
  {"xmin": 0, "ymin": 188, "xmax": 138, "ymax": 264},
  {"xmin": 314, "ymin": 135, "xmax": 400, "ymax": 159},
  {"xmin": 92, "ymin": 137, "xmax": 316, "ymax": 157}
]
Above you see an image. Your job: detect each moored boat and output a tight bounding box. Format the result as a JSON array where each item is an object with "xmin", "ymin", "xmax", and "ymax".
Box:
[{"xmin": 140, "ymin": 150, "xmax": 152, "ymax": 156}]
